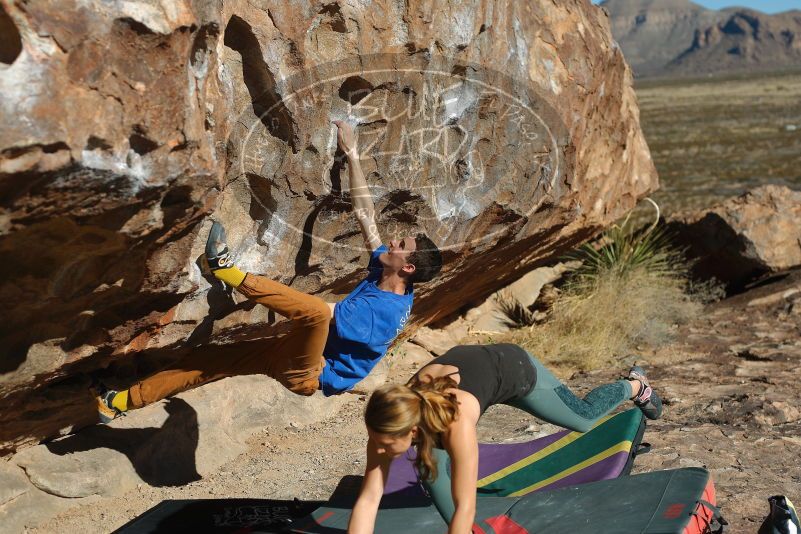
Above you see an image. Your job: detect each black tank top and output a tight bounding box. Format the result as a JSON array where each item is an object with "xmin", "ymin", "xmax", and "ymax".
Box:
[{"xmin": 423, "ymin": 344, "xmax": 537, "ymax": 415}]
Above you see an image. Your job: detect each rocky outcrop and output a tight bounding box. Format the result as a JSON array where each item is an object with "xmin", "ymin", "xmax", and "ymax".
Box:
[
  {"xmin": 600, "ymin": 0, "xmax": 801, "ymax": 78},
  {"xmin": 670, "ymin": 9, "xmax": 801, "ymax": 76},
  {"xmin": 0, "ymin": 0, "xmax": 657, "ymax": 455},
  {"xmin": 667, "ymin": 185, "xmax": 801, "ymax": 291},
  {"xmin": 600, "ymin": 0, "xmax": 726, "ymax": 77}
]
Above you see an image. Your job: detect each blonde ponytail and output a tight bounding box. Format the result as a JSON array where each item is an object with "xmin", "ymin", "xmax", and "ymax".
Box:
[{"xmin": 365, "ymin": 377, "xmax": 459, "ymax": 482}]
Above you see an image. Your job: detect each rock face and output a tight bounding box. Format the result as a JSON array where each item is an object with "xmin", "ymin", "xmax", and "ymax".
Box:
[
  {"xmin": 601, "ymin": 0, "xmax": 801, "ymax": 78},
  {"xmin": 0, "ymin": 0, "xmax": 657, "ymax": 455},
  {"xmin": 667, "ymin": 185, "xmax": 801, "ymax": 291}
]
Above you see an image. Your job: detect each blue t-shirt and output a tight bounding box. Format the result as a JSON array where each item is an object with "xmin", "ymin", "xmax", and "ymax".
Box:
[{"xmin": 319, "ymin": 245, "xmax": 413, "ymax": 395}]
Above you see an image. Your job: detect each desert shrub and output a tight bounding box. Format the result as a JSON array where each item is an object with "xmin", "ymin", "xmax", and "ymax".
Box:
[
  {"xmin": 495, "ymin": 289, "xmax": 538, "ymax": 329},
  {"xmin": 501, "ymin": 203, "xmax": 703, "ymax": 370}
]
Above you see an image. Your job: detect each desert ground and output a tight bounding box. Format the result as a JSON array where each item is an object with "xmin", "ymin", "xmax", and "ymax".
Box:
[{"xmin": 636, "ymin": 71, "xmax": 801, "ymax": 215}]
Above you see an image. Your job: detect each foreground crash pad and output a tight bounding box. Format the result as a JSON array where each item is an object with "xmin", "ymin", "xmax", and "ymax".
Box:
[
  {"xmin": 113, "ymin": 498, "xmax": 324, "ymax": 533},
  {"xmin": 292, "ymin": 468, "xmax": 720, "ymax": 534},
  {"xmin": 117, "ymin": 409, "xmax": 649, "ymax": 533},
  {"xmin": 292, "ymin": 408, "xmax": 653, "ymax": 533}
]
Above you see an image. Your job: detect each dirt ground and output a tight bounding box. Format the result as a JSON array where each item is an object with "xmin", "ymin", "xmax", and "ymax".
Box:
[
  {"xmin": 30, "ymin": 270, "xmax": 801, "ymax": 533},
  {"xmin": 635, "ymin": 72, "xmax": 801, "ymax": 216}
]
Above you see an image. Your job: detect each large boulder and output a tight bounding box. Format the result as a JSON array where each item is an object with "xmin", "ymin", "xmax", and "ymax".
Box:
[
  {"xmin": 666, "ymin": 185, "xmax": 801, "ymax": 291},
  {"xmin": 0, "ymin": 0, "xmax": 657, "ymax": 455}
]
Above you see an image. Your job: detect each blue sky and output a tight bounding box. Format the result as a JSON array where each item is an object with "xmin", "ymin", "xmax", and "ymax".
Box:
[
  {"xmin": 690, "ymin": 0, "xmax": 797, "ymax": 12},
  {"xmin": 593, "ymin": 0, "xmax": 798, "ymax": 13}
]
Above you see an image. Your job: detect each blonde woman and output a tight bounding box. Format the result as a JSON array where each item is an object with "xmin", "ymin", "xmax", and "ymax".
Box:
[{"xmin": 347, "ymin": 344, "xmax": 661, "ymax": 534}]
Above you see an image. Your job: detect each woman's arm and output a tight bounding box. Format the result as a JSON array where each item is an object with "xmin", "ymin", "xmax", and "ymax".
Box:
[
  {"xmin": 442, "ymin": 417, "xmax": 479, "ymax": 534},
  {"xmin": 348, "ymin": 437, "xmax": 391, "ymax": 534}
]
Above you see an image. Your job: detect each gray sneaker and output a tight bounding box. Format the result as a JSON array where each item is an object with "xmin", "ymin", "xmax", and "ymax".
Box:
[
  {"xmin": 93, "ymin": 385, "xmax": 122, "ymax": 424},
  {"xmin": 629, "ymin": 365, "xmax": 663, "ymax": 420},
  {"xmin": 205, "ymin": 221, "xmax": 233, "ymax": 270}
]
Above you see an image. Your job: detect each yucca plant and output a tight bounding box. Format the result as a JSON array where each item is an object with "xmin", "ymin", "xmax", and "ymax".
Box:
[
  {"xmin": 496, "ymin": 289, "xmax": 538, "ymax": 328},
  {"xmin": 499, "ymin": 198, "xmax": 702, "ymax": 370},
  {"xmin": 567, "ymin": 199, "xmax": 684, "ymax": 285}
]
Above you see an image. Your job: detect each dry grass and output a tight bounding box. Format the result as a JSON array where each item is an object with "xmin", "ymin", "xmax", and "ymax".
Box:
[
  {"xmin": 501, "ymin": 267, "xmax": 701, "ymax": 370},
  {"xmin": 496, "ymin": 217, "xmax": 709, "ymax": 371}
]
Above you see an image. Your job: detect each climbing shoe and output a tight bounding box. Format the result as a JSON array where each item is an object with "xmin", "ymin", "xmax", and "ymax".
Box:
[
  {"xmin": 629, "ymin": 365, "xmax": 663, "ymax": 420},
  {"xmin": 205, "ymin": 220, "xmax": 234, "ymax": 270},
  {"xmin": 94, "ymin": 384, "xmax": 123, "ymax": 424},
  {"xmin": 204, "ymin": 221, "xmax": 247, "ymax": 287}
]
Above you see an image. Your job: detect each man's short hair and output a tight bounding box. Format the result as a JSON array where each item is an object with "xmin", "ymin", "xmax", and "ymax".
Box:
[{"xmin": 407, "ymin": 233, "xmax": 442, "ymax": 284}]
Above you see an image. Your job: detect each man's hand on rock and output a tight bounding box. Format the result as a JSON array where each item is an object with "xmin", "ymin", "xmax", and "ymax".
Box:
[{"xmin": 333, "ymin": 120, "xmax": 357, "ymax": 156}]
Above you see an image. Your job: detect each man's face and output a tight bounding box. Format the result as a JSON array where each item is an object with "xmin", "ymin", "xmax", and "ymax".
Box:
[
  {"xmin": 367, "ymin": 428, "xmax": 415, "ymax": 459},
  {"xmin": 379, "ymin": 236, "xmax": 417, "ymax": 275}
]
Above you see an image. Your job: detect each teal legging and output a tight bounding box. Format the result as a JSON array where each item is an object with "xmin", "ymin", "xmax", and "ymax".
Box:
[
  {"xmin": 506, "ymin": 354, "xmax": 633, "ymax": 433},
  {"xmin": 424, "ymin": 353, "xmax": 633, "ymax": 522}
]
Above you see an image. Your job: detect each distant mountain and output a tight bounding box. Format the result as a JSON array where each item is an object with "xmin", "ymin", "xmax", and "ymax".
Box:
[{"xmin": 599, "ymin": 0, "xmax": 801, "ymax": 78}]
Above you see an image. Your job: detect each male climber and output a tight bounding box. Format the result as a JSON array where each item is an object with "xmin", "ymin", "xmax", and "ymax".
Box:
[{"xmin": 96, "ymin": 121, "xmax": 442, "ymax": 422}]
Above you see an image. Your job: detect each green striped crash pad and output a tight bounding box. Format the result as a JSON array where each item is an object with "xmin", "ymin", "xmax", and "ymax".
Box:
[
  {"xmin": 291, "ymin": 468, "xmax": 718, "ymax": 534},
  {"xmin": 291, "ymin": 408, "xmax": 653, "ymax": 533}
]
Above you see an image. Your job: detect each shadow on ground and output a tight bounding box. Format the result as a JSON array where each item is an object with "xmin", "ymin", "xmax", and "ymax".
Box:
[{"xmin": 46, "ymin": 397, "xmax": 201, "ymax": 487}]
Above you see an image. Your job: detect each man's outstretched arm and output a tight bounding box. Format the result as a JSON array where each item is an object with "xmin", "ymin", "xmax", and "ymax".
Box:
[{"xmin": 333, "ymin": 121, "xmax": 382, "ymax": 252}]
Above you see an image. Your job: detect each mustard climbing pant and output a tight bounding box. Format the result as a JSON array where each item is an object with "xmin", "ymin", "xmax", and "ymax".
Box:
[{"xmin": 128, "ymin": 273, "xmax": 331, "ymax": 408}]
